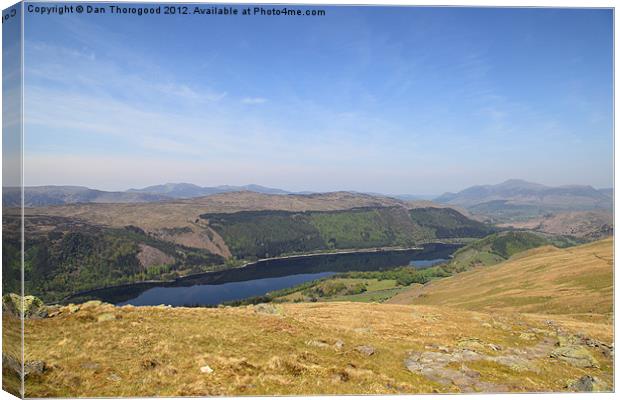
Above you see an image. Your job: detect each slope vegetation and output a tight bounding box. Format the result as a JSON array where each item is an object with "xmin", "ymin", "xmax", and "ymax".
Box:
[{"xmin": 389, "ymin": 238, "xmax": 613, "ymax": 319}]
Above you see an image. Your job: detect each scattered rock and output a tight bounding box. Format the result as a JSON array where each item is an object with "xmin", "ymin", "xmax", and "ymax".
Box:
[
  {"xmin": 568, "ymin": 375, "xmax": 611, "ymax": 392},
  {"xmin": 493, "ymin": 355, "xmax": 538, "ymax": 372},
  {"xmin": 141, "ymin": 359, "xmax": 159, "ymax": 369},
  {"xmin": 80, "ymin": 300, "xmax": 103, "ymax": 310},
  {"xmin": 519, "ymin": 332, "xmax": 536, "ymax": 341},
  {"xmin": 460, "ymin": 364, "xmax": 481, "ymax": 378},
  {"xmin": 457, "ymin": 338, "xmax": 486, "ymax": 352},
  {"xmin": 2, "ymin": 355, "xmax": 47, "ymax": 378},
  {"xmin": 64, "ymin": 304, "xmax": 80, "ymax": 314},
  {"xmin": 200, "ymin": 365, "xmax": 214, "ymax": 374},
  {"xmin": 306, "ymin": 339, "xmax": 329, "ymax": 348},
  {"xmin": 80, "ymin": 361, "xmax": 101, "ymax": 371},
  {"xmin": 551, "ymin": 346, "xmax": 599, "ymax": 368},
  {"xmin": 107, "ymin": 373, "xmax": 121, "ymax": 382},
  {"xmin": 24, "ymin": 360, "xmax": 46, "ymax": 377},
  {"xmin": 96, "ymin": 313, "xmax": 117, "ymax": 322},
  {"xmin": 46, "ymin": 305, "xmax": 62, "ymax": 318},
  {"xmin": 488, "ymin": 343, "xmax": 502, "ymax": 352},
  {"xmin": 2, "ymin": 293, "xmax": 47, "ymax": 319},
  {"xmin": 355, "ymin": 345, "xmax": 375, "ymax": 356},
  {"xmin": 253, "ymin": 303, "xmax": 282, "ymax": 315}
]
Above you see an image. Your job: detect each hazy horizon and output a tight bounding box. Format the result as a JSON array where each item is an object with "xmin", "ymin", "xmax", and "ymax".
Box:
[
  {"xmin": 7, "ymin": 6, "xmax": 613, "ymax": 193},
  {"xmin": 6, "ymin": 177, "xmax": 614, "ymax": 197}
]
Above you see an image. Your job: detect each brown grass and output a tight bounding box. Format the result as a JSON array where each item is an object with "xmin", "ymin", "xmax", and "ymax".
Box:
[
  {"xmin": 15, "ymin": 298, "xmax": 613, "ymax": 397},
  {"xmin": 388, "ymin": 238, "xmax": 613, "ymax": 321}
]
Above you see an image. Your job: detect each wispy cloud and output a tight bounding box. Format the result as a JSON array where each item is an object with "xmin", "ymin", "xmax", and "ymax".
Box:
[{"xmin": 241, "ymin": 97, "xmax": 267, "ymax": 105}]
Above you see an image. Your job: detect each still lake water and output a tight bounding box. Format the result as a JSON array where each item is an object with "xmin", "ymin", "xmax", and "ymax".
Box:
[{"xmin": 73, "ymin": 243, "xmax": 460, "ymax": 307}]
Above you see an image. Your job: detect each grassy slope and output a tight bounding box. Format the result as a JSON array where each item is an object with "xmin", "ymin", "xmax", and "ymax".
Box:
[
  {"xmin": 9, "ymin": 238, "xmax": 613, "ymax": 396},
  {"xmin": 443, "ymin": 231, "xmax": 550, "ymax": 273},
  {"xmin": 15, "ymin": 299, "xmax": 612, "ymax": 397},
  {"xmin": 389, "ymin": 238, "xmax": 613, "ymax": 320}
]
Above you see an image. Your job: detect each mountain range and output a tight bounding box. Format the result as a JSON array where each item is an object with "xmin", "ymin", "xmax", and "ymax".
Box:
[
  {"xmin": 434, "ymin": 179, "xmax": 612, "ymax": 219},
  {"xmin": 2, "ymin": 183, "xmax": 292, "ymax": 207},
  {"xmin": 3, "ymin": 180, "xmax": 613, "ymax": 211}
]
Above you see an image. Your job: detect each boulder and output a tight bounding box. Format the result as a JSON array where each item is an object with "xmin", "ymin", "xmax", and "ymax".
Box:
[
  {"xmin": 355, "ymin": 345, "xmax": 376, "ymax": 356},
  {"xmin": 551, "ymin": 346, "xmax": 599, "ymax": 368},
  {"xmin": 253, "ymin": 303, "xmax": 282, "ymax": 315},
  {"xmin": 568, "ymin": 375, "xmax": 611, "ymax": 392},
  {"xmin": 456, "ymin": 338, "xmax": 486, "ymax": 352},
  {"xmin": 306, "ymin": 339, "xmax": 329, "ymax": 348},
  {"xmin": 23, "ymin": 360, "xmax": 46, "ymax": 377},
  {"xmin": 2, "ymin": 293, "xmax": 46, "ymax": 319},
  {"xmin": 96, "ymin": 313, "xmax": 117, "ymax": 322},
  {"xmin": 200, "ymin": 365, "xmax": 214, "ymax": 374}
]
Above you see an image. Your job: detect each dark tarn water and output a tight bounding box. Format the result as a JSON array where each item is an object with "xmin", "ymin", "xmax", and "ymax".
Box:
[{"xmin": 71, "ymin": 243, "xmax": 459, "ymax": 307}]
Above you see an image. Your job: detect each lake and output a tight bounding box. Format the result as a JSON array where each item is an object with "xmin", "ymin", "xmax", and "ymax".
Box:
[{"xmin": 71, "ymin": 243, "xmax": 460, "ymax": 307}]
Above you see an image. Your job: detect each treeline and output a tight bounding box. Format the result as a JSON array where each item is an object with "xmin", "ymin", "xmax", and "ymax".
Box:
[
  {"xmin": 202, "ymin": 207, "xmax": 492, "ymax": 260},
  {"xmin": 4, "ymin": 216, "xmax": 224, "ymax": 303}
]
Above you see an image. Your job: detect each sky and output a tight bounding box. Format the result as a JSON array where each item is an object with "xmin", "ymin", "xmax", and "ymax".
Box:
[{"xmin": 14, "ymin": 5, "xmax": 614, "ymax": 194}]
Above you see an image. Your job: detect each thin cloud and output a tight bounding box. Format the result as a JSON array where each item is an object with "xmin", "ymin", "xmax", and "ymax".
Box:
[{"xmin": 241, "ymin": 97, "xmax": 268, "ymax": 105}]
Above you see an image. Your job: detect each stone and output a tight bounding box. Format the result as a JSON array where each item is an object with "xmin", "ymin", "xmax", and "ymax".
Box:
[
  {"xmin": 306, "ymin": 339, "xmax": 329, "ymax": 348},
  {"xmin": 80, "ymin": 361, "xmax": 101, "ymax": 371},
  {"xmin": 519, "ymin": 332, "xmax": 536, "ymax": 341},
  {"xmin": 66, "ymin": 304, "xmax": 80, "ymax": 313},
  {"xmin": 355, "ymin": 345, "xmax": 376, "ymax": 356},
  {"xmin": 551, "ymin": 346, "xmax": 599, "ymax": 368},
  {"xmin": 253, "ymin": 303, "xmax": 281, "ymax": 315},
  {"xmin": 457, "ymin": 338, "xmax": 486, "ymax": 352},
  {"xmin": 24, "ymin": 360, "xmax": 46, "ymax": 377},
  {"xmin": 200, "ymin": 365, "xmax": 214, "ymax": 374},
  {"xmin": 97, "ymin": 313, "xmax": 117, "ymax": 322},
  {"xmin": 488, "ymin": 343, "xmax": 502, "ymax": 351},
  {"xmin": 2, "ymin": 293, "xmax": 47, "ymax": 319},
  {"xmin": 334, "ymin": 340, "xmax": 345, "ymax": 350},
  {"xmin": 568, "ymin": 375, "xmax": 611, "ymax": 392},
  {"xmin": 108, "ymin": 373, "xmax": 121, "ymax": 382},
  {"xmin": 80, "ymin": 300, "xmax": 103, "ymax": 310}
]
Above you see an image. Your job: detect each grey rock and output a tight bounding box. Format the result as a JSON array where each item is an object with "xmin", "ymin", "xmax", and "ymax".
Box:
[
  {"xmin": 568, "ymin": 375, "xmax": 611, "ymax": 392},
  {"xmin": 551, "ymin": 346, "xmax": 599, "ymax": 368},
  {"xmin": 355, "ymin": 345, "xmax": 375, "ymax": 356}
]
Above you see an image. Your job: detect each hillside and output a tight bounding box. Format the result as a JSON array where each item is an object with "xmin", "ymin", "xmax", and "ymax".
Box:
[
  {"xmin": 389, "ymin": 238, "xmax": 613, "ymax": 319},
  {"xmin": 8, "ymin": 296, "xmax": 612, "ymax": 396},
  {"xmin": 498, "ymin": 210, "xmax": 613, "ymax": 240},
  {"xmin": 5, "ymin": 192, "xmax": 491, "ymax": 302},
  {"xmin": 439, "ymin": 231, "xmax": 552, "ymax": 273},
  {"xmin": 4, "ymin": 238, "xmax": 613, "ymax": 396}
]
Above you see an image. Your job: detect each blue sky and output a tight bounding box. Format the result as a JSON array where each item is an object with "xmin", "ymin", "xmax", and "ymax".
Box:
[{"xmin": 20, "ymin": 5, "xmax": 613, "ymax": 194}]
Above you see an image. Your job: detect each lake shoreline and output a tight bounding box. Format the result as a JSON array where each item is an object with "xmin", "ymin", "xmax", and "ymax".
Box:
[{"xmin": 61, "ymin": 245, "xmax": 433, "ymax": 304}]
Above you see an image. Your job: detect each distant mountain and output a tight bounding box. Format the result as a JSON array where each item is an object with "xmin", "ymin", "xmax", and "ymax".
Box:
[
  {"xmin": 434, "ymin": 180, "xmax": 612, "ymax": 215},
  {"xmin": 3, "ymin": 186, "xmax": 170, "ymax": 207},
  {"xmin": 128, "ymin": 183, "xmax": 290, "ymax": 198}
]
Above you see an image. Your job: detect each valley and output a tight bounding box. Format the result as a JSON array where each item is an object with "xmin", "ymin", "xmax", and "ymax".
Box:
[
  {"xmin": 2, "ymin": 182, "xmax": 614, "ymax": 396},
  {"xmin": 5, "ymin": 191, "xmax": 492, "ymax": 303},
  {"xmin": 4, "ymin": 238, "xmax": 613, "ymax": 396}
]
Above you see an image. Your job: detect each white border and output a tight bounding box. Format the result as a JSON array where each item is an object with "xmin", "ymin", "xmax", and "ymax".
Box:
[{"xmin": 0, "ymin": 1, "xmax": 616, "ymax": 400}]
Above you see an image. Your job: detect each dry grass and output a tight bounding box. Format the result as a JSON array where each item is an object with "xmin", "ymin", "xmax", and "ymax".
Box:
[
  {"xmin": 13, "ymin": 298, "xmax": 613, "ymax": 397},
  {"xmin": 388, "ymin": 238, "xmax": 613, "ymax": 321}
]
